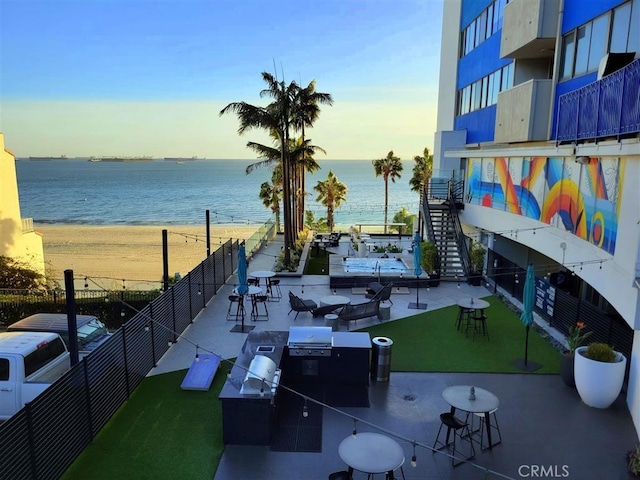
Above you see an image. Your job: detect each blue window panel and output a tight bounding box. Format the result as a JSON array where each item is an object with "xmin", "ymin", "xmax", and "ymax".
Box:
[
  {"xmin": 455, "ymin": 107, "xmax": 497, "ymax": 144},
  {"xmin": 458, "ymin": 34, "xmax": 509, "ymax": 89},
  {"xmin": 562, "ymin": 0, "xmax": 622, "ymax": 33}
]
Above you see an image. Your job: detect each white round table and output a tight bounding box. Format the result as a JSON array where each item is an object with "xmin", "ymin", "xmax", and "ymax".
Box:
[
  {"xmin": 320, "ymin": 295, "xmax": 350, "ymax": 308},
  {"xmin": 442, "ymin": 385, "xmax": 500, "ymax": 450},
  {"xmin": 338, "ymin": 432, "xmax": 404, "ymax": 477},
  {"xmin": 456, "ymin": 298, "xmax": 490, "ymax": 310},
  {"xmin": 249, "ymin": 270, "xmax": 276, "ymax": 288}
]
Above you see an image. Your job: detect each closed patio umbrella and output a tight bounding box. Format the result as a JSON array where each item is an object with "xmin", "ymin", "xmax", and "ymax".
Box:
[
  {"xmin": 409, "ymin": 231, "xmax": 427, "ymax": 309},
  {"xmin": 515, "ymin": 264, "xmax": 541, "ymax": 371},
  {"xmin": 231, "ymin": 242, "xmax": 253, "ymax": 333}
]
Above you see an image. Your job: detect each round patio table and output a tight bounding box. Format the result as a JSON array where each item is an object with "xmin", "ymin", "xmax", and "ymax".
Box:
[
  {"xmin": 338, "ymin": 432, "xmax": 404, "ymax": 478},
  {"xmin": 442, "ymin": 385, "xmax": 500, "ymax": 450}
]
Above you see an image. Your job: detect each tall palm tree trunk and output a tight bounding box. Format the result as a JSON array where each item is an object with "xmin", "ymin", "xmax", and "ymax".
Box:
[{"xmin": 384, "ymin": 178, "xmax": 389, "ymax": 234}]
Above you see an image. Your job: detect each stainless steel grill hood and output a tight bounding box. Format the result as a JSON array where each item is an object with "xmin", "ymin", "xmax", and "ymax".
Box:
[{"xmin": 287, "ymin": 326, "xmax": 333, "ymax": 356}]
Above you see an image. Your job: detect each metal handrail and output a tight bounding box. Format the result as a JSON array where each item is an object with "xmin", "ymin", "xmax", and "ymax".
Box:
[{"xmin": 448, "ymin": 181, "xmax": 471, "ymax": 276}]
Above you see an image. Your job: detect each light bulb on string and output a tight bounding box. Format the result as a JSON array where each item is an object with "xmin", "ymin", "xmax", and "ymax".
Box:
[
  {"xmin": 120, "ymin": 309, "xmax": 125, "ymax": 318},
  {"xmin": 351, "ymin": 419, "xmax": 357, "ymax": 437},
  {"xmin": 302, "ymin": 399, "xmax": 309, "ymax": 418},
  {"xmin": 195, "ymin": 345, "xmax": 200, "ymax": 362},
  {"xmin": 122, "ymin": 279, "xmax": 126, "ymax": 290},
  {"xmin": 84, "ymin": 277, "xmax": 88, "ymax": 289},
  {"xmin": 259, "ymin": 379, "xmax": 265, "ymax": 398},
  {"xmin": 411, "ymin": 442, "xmax": 417, "ymax": 467}
]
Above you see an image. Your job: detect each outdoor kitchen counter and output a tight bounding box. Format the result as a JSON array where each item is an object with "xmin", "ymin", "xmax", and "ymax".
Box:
[{"xmin": 219, "ymin": 330, "xmax": 288, "ymax": 445}]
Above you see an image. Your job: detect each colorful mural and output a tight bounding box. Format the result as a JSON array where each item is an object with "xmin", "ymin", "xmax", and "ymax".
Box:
[{"xmin": 466, "ymin": 156, "xmax": 623, "ymax": 254}]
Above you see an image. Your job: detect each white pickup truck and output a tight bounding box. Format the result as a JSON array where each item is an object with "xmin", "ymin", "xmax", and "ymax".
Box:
[{"xmin": 0, "ymin": 331, "xmax": 71, "ymax": 421}]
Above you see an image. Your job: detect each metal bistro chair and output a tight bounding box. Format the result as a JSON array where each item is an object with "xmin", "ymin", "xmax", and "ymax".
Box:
[
  {"xmin": 251, "ymin": 294, "xmax": 269, "ymax": 321},
  {"xmin": 226, "ymin": 294, "xmax": 244, "ymax": 322},
  {"xmin": 267, "ymin": 278, "xmax": 282, "ymax": 301},
  {"xmin": 433, "ymin": 412, "xmax": 475, "ymax": 467},
  {"xmin": 288, "ymin": 291, "xmax": 317, "ymax": 320},
  {"xmin": 470, "ymin": 408, "xmax": 502, "ymax": 450}
]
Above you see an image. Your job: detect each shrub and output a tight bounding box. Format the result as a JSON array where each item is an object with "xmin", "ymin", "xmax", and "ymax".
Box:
[{"xmin": 585, "ymin": 342, "xmax": 616, "ymax": 362}]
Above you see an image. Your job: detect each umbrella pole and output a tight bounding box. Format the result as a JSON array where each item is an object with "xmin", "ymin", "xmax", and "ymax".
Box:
[
  {"xmin": 524, "ymin": 325, "xmax": 530, "ymax": 366},
  {"xmin": 408, "ymin": 275, "xmax": 427, "ymax": 310}
]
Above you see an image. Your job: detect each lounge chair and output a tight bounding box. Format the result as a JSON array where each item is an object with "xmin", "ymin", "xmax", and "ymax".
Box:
[
  {"xmin": 288, "ymin": 291, "xmax": 318, "ymax": 320},
  {"xmin": 366, "ymin": 282, "xmax": 393, "ymax": 305}
]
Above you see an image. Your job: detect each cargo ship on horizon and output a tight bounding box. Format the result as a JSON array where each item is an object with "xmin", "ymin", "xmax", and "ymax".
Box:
[
  {"xmin": 89, "ymin": 156, "xmax": 153, "ymax": 162},
  {"xmin": 163, "ymin": 156, "xmax": 199, "ymax": 161},
  {"xmin": 29, "ymin": 155, "xmax": 67, "ymax": 161}
]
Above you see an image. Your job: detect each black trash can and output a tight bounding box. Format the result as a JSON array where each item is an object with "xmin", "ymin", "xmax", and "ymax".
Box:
[{"xmin": 371, "ymin": 336, "xmax": 393, "ymax": 382}]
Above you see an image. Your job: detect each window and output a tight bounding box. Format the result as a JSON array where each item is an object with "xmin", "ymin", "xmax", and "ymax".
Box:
[
  {"xmin": 0, "ymin": 359, "xmax": 9, "ymax": 381},
  {"xmin": 558, "ymin": 1, "xmax": 638, "ymax": 80},
  {"xmin": 481, "ymin": 76, "xmax": 489, "ymax": 108},
  {"xmin": 466, "ymin": 21, "xmax": 476, "ymax": 55},
  {"xmin": 460, "ymin": 0, "xmax": 505, "ymax": 58},
  {"xmin": 574, "ymin": 24, "xmax": 592, "ymax": 76},
  {"xmin": 610, "ymin": 1, "xmax": 631, "ymax": 52},
  {"xmin": 560, "ymin": 32, "xmax": 576, "ymax": 80},
  {"xmin": 487, "ymin": 4, "xmax": 494, "ymax": 38},
  {"xmin": 629, "ymin": 0, "xmax": 639, "ymax": 52},
  {"xmin": 588, "ymin": 13, "xmax": 610, "ymax": 72},
  {"xmin": 24, "ymin": 337, "xmax": 66, "ymax": 378}
]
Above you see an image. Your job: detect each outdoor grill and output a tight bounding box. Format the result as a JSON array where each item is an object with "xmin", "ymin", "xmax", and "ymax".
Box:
[{"xmin": 287, "ymin": 326, "xmax": 333, "ymax": 356}]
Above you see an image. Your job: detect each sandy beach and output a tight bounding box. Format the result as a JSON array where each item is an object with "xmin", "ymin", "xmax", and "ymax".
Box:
[{"xmin": 38, "ymin": 224, "xmax": 259, "ymax": 291}]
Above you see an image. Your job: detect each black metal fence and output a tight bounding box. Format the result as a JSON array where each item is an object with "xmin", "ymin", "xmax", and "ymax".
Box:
[
  {"xmin": 0, "ymin": 239, "xmax": 240, "ymax": 480},
  {"xmin": 487, "ymin": 249, "xmax": 633, "ymax": 365}
]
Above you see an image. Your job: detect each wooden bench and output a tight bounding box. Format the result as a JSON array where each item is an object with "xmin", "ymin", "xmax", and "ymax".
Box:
[
  {"xmin": 336, "ymin": 300, "xmax": 381, "ymax": 330},
  {"xmin": 180, "ymin": 354, "xmax": 221, "ymax": 391}
]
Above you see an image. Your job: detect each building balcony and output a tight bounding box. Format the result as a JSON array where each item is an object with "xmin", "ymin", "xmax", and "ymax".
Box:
[
  {"xmin": 21, "ymin": 217, "xmax": 34, "ymax": 233},
  {"xmin": 494, "ymin": 79, "xmax": 552, "ymax": 143},
  {"xmin": 500, "ymin": 0, "xmax": 558, "ymax": 60},
  {"xmin": 556, "ymin": 58, "xmax": 640, "ymax": 143}
]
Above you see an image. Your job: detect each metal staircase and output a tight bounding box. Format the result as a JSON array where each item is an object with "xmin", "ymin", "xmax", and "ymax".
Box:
[{"xmin": 420, "ymin": 177, "xmax": 470, "ymax": 281}]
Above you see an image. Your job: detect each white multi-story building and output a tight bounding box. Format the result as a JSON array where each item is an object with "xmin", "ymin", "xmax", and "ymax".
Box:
[{"xmin": 432, "ymin": 0, "xmax": 639, "ymax": 431}]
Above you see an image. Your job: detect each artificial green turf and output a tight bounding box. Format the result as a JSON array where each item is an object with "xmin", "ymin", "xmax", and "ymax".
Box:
[
  {"xmin": 304, "ymin": 249, "xmax": 330, "ymax": 275},
  {"xmin": 61, "ymin": 367, "xmax": 228, "ymax": 480},
  {"xmin": 360, "ymin": 296, "xmax": 560, "ymax": 374}
]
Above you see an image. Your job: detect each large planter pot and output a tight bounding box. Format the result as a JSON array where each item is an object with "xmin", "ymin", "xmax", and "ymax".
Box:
[
  {"xmin": 560, "ymin": 353, "xmax": 575, "ymax": 387},
  {"xmin": 574, "ymin": 346, "xmax": 627, "ymax": 408}
]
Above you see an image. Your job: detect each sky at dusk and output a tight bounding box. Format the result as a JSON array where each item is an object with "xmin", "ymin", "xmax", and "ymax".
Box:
[{"xmin": 0, "ymin": 0, "xmax": 443, "ymax": 159}]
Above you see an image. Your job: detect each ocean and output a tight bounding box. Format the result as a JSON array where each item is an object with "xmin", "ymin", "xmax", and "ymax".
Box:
[{"xmin": 15, "ymin": 158, "xmax": 421, "ymax": 227}]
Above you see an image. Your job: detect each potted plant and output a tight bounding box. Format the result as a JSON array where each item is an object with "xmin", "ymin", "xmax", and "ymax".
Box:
[
  {"xmin": 420, "ymin": 241, "xmax": 440, "ymax": 287},
  {"xmin": 574, "ymin": 342, "xmax": 627, "ymax": 408},
  {"xmin": 468, "ymin": 240, "xmax": 486, "ymax": 286},
  {"xmin": 560, "ymin": 322, "xmax": 592, "ymax": 387}
]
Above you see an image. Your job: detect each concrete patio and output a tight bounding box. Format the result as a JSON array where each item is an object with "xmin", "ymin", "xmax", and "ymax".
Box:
[{"xmin": 149, "ymin": 235, "xmax": 638, "ymax": 480}]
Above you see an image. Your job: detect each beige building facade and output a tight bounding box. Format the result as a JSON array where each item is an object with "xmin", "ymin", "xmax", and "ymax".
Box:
[{"xmin": 0, "ymin": 133, "xmax": 45, "ymax": 275}]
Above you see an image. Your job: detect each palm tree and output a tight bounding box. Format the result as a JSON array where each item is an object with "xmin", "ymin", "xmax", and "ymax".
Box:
[
  {"xmin": 220, "ymin": 72, "xmax": 297, "ymax": 264},
  {"xmin": 409, "ymin": 147, "xmax": 433, "ymax": 196},
  {"xmin": 292, "ymin": 80, "xmax": 333, "ymax": 228},
  {"xmin": 245, "ymin": 136, "xmax": 325, "ymax": 235},
  {"xmin": 372, "ymin": 151, "xmax": 403, "ymax": 233},
  {"xmin": 313, "ymin": 170, "xmax": 347, "ymax": 233},
  {"xmin": 258, "ymin": 167, "xmax": 282, "ymax": 232},
  {"xmin": 220, "ymin": 72, "xmax": 332, "ymax": 266}
]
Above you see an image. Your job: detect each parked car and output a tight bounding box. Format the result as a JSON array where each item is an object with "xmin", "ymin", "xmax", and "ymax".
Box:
[
  {"xmin": 0, "ymin": 331, "xmax": 71, "ymax": 420},
  {"xmin": 7, "ymin": 313, "xmax": 112, "ymax": 358}
]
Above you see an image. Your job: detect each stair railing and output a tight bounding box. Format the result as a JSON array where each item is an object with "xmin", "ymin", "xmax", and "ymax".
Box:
[{"xmin": 448, "ymin": 179, "xmax": 471, "ymax": 276}]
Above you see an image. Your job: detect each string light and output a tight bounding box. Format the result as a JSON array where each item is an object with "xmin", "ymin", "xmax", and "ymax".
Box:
[
  {"xmin": 84, "ymin": 277, "xmax": 88, "ymax": 289},
  {"xmin": 411, "ymin": 442, "xmax": 417, "ymax": 467},
  {"xmin": 195, "ymin": 345, "xmax": 200, "ymax": 362},
  {"xmin": 259, "ymin": 379, "xmax": 265, "ymax": 398},
  {"xmin": 352, "ymin": 419, "xmax": 357, "ymax": 437},
  {"xmin": 120, "ymin": 309, "xmax": 125, "ymax": 318},
  {"xmin": 122, "ymin": 279, "xmax": 126, "ymax": 290},
  {"xmin": 302, "ymin": 399, "xmax": 309, "ymax": 418}
]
